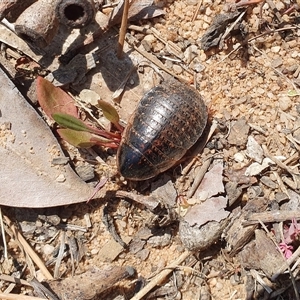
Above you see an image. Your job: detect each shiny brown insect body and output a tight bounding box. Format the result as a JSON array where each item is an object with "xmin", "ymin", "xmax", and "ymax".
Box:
[{"xmin": 117, "ymin": 80, "xmax": 208, "ymax": 180}]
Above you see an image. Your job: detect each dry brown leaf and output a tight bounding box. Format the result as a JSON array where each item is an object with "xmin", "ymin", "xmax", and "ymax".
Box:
[{"xmin": 0, "ymin": 67, "xmax": 101, "ymax": 207}]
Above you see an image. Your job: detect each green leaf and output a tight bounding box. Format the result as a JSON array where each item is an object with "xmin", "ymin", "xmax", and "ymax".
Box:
[
  {"xmin": 36, "ymin": 76, "xmax": 78, "ymax": 120},
  {"xmin": 53, "ymin": 112, "xmax": 122, "ymax": 142},
  {"xmin": 57, "ymin": 128, "xmax": 97, "ymax": 148},
  {"xmin": 53, "ymin": 113, "xmax": 91, "ymax": 132},
  {"xmin": 98, "ymin": 99, "xmax": 122, "ymax": 128},
  {"xmin": 57, "ymin": 128, "xmax": 119, "ymax": 148}
]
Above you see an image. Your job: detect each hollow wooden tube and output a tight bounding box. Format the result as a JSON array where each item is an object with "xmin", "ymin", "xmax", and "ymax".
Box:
[
  {"xmin": 0, "ymin": 0, "xmax": 37, "ymax": 23},
  {"xmin": 55, "ymin": 0, "xmax": 97, "ymax": 28},
  {"xmin": 15, "ymin": 0, "xmax": 59, "ymax": 48}
]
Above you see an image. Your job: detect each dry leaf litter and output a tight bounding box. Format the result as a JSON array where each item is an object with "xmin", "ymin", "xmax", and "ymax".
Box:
[{"xmin": 0, "ymin": 0, "xmax": 300, "ymax": 299}]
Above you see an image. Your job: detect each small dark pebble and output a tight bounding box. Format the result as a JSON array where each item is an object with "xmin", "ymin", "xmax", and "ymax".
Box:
[
  {"xmin": 75, "ymin": 165, "xmax": 95, "ymax": 181},
  {"xmin": 260, "ymin": 176, "xmax": 277, "ymax": 189}
]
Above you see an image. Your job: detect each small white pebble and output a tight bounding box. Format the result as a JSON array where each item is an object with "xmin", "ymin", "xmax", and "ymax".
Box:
[
  {"xmin": 234, "ymin": 152, "xmax": 245, "ymax": 162},
  {"xmin": 291, "ymin": 51, "xmax": 299, "ymax": 58},
  {"xmin": 215, "ymin": 281, "xmax": 223, "ymax": 291},
  {"xmin": 173, "ymin": 64, "xmax": 183, "ymax": 74},
  {"xmin": 206, "ymin": 6, "xmax": 213, "ymax": 16},
  {"xmin": 91, "ymin": 248, "xmax": 99, "ymax": 255},
  {"xmin": 187, "ymin": 198, "xmax": 198, "ymax": 205},
  {"xmin": 262, "ymin": 2, "xmax": 269, "ymax": 9},
  {"xmin": 271, "ymin": 46, "xmax": 280, "ymax": 53},
  {"xmin": 43, "ymin": 244, "xmax": 55, "ymax": 256},
  {"xmin": 56, "ymin": 174, "xmax": 66, "ymax": 182},
  {"xmin": 279, "ymin": 96, "xmax": 292, "ymax": 111},
  {"xmin": 143, "ymin": 34, "xmax": 156, "ymax": 44}
]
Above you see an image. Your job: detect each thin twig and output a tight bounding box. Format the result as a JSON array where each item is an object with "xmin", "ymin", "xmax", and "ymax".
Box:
[
  {"xmin": 131, "ymin": 250, "xmax": 191, "ymax": 300},
  {"xmin": 0, "ymin": 207, "xmax": 7, "ymax": 259},
  {"xmin": 273, "ymin": 171, "xmax": 290, "ymax": 198},
  {"xmin": 125, "ymin": 33, "xmax": 187, "ymax": 82},
  {"xmin": 192, "ymin": 0, "xmax": 203, "ymax": 22},
  {"xmin": 252, "ymin": 45, "xmax": 300, "ymax": 93},
  {"xmin": 117, "ymin": 0, "xmax": 129, "ymax": 58},
  {"xmin": 187, "ymin": 157, "xmax": 212, "ymax": 198}
]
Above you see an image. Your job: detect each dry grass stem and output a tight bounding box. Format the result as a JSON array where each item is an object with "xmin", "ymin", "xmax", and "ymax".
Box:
[
  {"xmin": 249, "ymin": 269, "xmax": 273, "ymax": 294},
  {"xmin": 272, "ymin": 245, "xmax": 300, "ymax": 281},
  {"xmin": 252, "ymin": 45, "xmax": 300, "ymax": 93},
  {"xmin": 221, "ymin": 26, "xmax": 298, "ymax": 62},
  {"xmin": 0, "ymin": 274, "xmax": 30, "ymax": 287},
  {"xmin": 3, "ymin": 216, "xmax": 53, "ymax": 280},
  {"xmin": 221, "ymin": 11, "xmax": 246, "ymax": 41},
  {"xmin": 126, "ymin": 34, "xmax": 186, "ymax": 82},
  {"xmin": 54, "ymin": 231, "xmax": 66, "ymax": 279}
]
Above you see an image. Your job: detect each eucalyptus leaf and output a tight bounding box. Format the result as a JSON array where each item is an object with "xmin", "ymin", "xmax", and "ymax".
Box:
[
  {"xmin": 36, "ymin": 76, "xmax": 78, "ymax": 120},
  {"xmin": 0, "ymin": 67, "xmax": 102, "ymax": 207}
]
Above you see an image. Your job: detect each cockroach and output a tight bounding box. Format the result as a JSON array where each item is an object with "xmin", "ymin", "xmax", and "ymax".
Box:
[{"xmin": 117, "ymin": 80, "xmax": 208, "ymax": 180}]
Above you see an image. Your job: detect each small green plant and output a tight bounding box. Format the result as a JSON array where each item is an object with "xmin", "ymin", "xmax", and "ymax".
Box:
[{"xmin": 36, "ymin": 76, "xmax": 123, "ymax": 148}]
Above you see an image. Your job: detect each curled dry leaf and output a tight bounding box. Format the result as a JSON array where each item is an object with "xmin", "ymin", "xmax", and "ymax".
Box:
[{"xmin": 0, "ymin": 67, "xmax": 101, "ymax": 207}]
